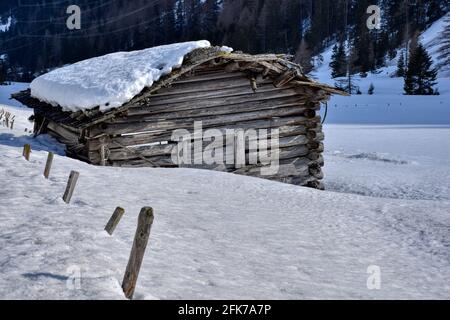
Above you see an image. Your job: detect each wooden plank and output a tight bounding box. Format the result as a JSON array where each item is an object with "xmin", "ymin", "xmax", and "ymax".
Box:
[
  {"xmin": 122, "ymin": 207, "xmax": 154, "ymax": 299},
  {"xmin": 174, "ymin": 71, "xmax": 248, "ymax": 84},
  {"xmin": 131, "ymin": 88, "xmax": 313, "ymax": 110},
  {"xmin": 150, "ymin": 77, "xmax": 274, "ymax": 98},
  {"xmin": 104, "ymin": 142, "xmax": 312, "ymax": 165},
  {"xmin": 93, "ymin": 110, "xmax": 318, "ymax": 136},
  {"xmin": 123, "ymin": 102, "xmax": 316, "ymax": 123},
  {"xmin": 87, "ymin": 127, "xmax": 320, "ymax": 153},
  {"xmin": 143, "ymin": 83, "xmax": 302, "ymax": 106},
  {"xmin": 126, "ymin": 94, "xmax": 318, "ymax": 118},
  {"xmin": 95, "ymin": 143, "xmax": 176, "ymax": 162},
  {"xmin": 105, "ymin": 207, "xmax": 125, "ymax": 235},
  {"xmin": 233, "ymin": 156, "xmax": 323, "ymax": 176},
  {"xmin": 62, "ymin": 171, "xmax": 80, "ymax": 204},
  {"xmin": 87, "ymin": 117, "xmax": 321, "ymax": 151},
  {"xmin": 47, "ymin": 121, "xmax": 81, "ymax": 143},
  {"xmin": 43, "ymin": 152, "xmax": 54, "ymax": 179},
  {"xmin": 23, "ymin": 144, "xmax": 31, "ymax": 161},
  {"xmin": 90, "ymin": 129, "xmax": 323, "ymax": 163}
]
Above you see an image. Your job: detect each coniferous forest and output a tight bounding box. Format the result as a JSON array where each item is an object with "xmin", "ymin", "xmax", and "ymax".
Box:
[{"xmin": 0, "ymin": 0, "xmax": 448, "ymax": 81}]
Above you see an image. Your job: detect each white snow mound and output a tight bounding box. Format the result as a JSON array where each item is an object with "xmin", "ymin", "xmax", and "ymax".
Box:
[{"xmin": 30, "ymin": 40, "xmax": 213, "ymax": 112}]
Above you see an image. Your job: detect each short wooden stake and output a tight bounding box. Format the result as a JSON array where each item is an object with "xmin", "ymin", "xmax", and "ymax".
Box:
[
  {"xmin": 62, "ymin": 171, "xmax": 80, "ymax": 204},
  {"xmin": 105, "ymin": 207, "xmax": 125, "ymax": 235},
  {"xmin": 122, "ymin": 207, "xmax": 154, "ymax": 299},
  {"xmin": 43, "ymin": 152, "xmax": 54, "ymax": 179},
  {"xmin": 23, "ymin": 144, "xmax": 31, "ymax": 161}
]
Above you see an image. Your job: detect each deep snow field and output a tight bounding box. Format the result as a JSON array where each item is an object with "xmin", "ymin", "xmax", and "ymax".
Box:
[{"xmin": 0, "ymin": 100, "xmax": 449, "ymax": 300}]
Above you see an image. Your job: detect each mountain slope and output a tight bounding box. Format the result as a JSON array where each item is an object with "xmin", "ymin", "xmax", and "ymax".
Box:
[{"xmin": 313, "ymin": 13, "xmax": 450, "ymax": 124}]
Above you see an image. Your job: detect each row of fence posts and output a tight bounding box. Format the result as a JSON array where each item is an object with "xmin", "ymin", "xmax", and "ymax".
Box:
[
  {"xmin": 0, "ymin": 109, "xmax": 15, "ymax": 130},
  {"xmin": 22, "ymin": 143, "xmax": 153, "ymax": 299}
]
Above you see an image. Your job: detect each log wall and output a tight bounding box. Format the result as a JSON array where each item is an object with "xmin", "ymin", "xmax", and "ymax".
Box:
[{"xmin": 84, "ymin": 64, "xmax": 326, "ymax": 189}]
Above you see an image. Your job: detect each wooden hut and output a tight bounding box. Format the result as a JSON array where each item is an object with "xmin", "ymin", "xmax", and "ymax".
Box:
[{"xmin": 12, "ymin": 46, "xmax": 346, "ymax": 189}]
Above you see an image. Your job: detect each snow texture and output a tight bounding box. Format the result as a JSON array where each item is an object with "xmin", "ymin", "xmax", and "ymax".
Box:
[
  {"xmin": 0, "ymin": 103, "xmax": 449, "ymax": 299},
  {"xmin": 0, "ymin": 82, "xmax": 29, "ymax": 108},
  {"xmin": 313, "ymin": 14, "xmax": 450, "ymax": 125},
  {"xmin": 30, "ymin": 41, "xmax": 213, "ymax": 112}
]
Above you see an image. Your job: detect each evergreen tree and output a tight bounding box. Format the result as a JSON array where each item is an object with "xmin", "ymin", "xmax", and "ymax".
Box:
[
  {"xmin": 329, "ymin": 42, "xmax": 347, "ymax": 78},
  {"xmin": 0, "ymin": 60, "xmax": 6, "ymax": 85},
  {"xmin": 203, "ymin": 0, "xmax": 221, "ymax": 44},
  {"xmin": 404, "ymin": 43, "xmax": 438, "ymax": 95},
  {"xmin": 335, "ymin": 47, "xmax": 359, "ymax": 94},
  {"xmin": 437, "ymin": 15, "xmax": 450, "ymax": 71},
  {"xmin": 396, "ymin": 51, "xmax": 406, "ymax": 77},
  {"xmin": 175, "ymin": 0, "xmax": 185, "ymax": 40}
]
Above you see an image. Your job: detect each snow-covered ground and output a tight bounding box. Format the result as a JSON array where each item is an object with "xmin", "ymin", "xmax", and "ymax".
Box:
[
  {"xmin": 1, "ymin": 103, "xmax": 449, "ymax": 300},
  {"xmin": 323, "ymin": 124, "xmax": 450, "ymax": 201},
  {"xmin": 314, "ymin": 13, "xmax": 450, "ymax": 124}
]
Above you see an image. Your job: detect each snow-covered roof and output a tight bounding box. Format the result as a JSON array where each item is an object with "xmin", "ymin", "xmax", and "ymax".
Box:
[
  {"xmin": 15, "ymin": 44, "xmax": 345, "ymax": 130},
  {"xmin": 30, "ymin": 41, "xmax": 214, "ymax": 112}
]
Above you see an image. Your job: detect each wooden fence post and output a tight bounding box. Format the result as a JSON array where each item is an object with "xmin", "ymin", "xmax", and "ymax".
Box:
[
  {"xmin": 23, "ymin": 144, "xmax": 31, "ymax": 161},
  {"xmin": 105, "ymin": 207, "xmax": 125, "ymax": 235},
  {"xmin": 43, "ymin": 152, "xmax": 54, "ymax": 179},
  {"xmin": 62, "ymin": 171, "xmax": 80, "ymax": 204},
  {"xmin": 122, "ymin": 207, "xmax": 154, "ymax": 299}
]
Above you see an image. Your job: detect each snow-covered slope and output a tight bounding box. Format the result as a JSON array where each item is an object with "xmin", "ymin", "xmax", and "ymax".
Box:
[
  {"xmin": 30, "ymin": 41, "xmax": 213, "ymax": 112},
  {"xmin": 0, "ymin": 82, "xmax": 29, "ymax": 108},
  {"xmin": 1, "ymin": 104, "xmax": 449, "ymax": 299},
  {"xmin": 421, "ymin": 12, "xmax": 450, "ymax": 76},
  {"xmin": 313, "ymin": 14, "xmax": 450, "ymax": 125}
]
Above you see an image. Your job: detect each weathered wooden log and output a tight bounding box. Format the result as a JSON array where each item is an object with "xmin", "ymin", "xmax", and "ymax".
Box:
[
  {"xmin": 273, "ymin": 69, "xmax": 298, "ymax": 87},
  {"xmin": 144, "ymin": 82, "xmax": 302, "ymax": 106},
  {"xmin": 124, "ymin": 96, "xmax": 318, "ymax": 120},
  {"xmin": 43, "ymin": 152, "xmax": 54, "ymax": 179},
  {"xmin": 122, "ymin": 207, "xmax": 154, "ymax": 299},
  {"xmin": 309, "ymin": 164, "xmax": 324, "ymax": 179},
  {"xmin": 127, "ymin": 92, "xmax": 318, "ymax": 118},
  {"xmin": 87, "ymin": 122, "xmax": 323, "ymax": 151},
  {"xmin": 305, "ymin": 180, "xmax": 325, "ymax": 190},
  {"xmin": 105, "ymin": 207, "xmax": 125, "ymax": 235},
  {"xmin": 62, "ymin": 171, "xmax": 80, "ymax": 204},
  {"xmin": 23, "ymin": 144, "xmax": 31, "ymax": 161},
  {"xmin": 92, "ymin": 113, "xmax": 321, "ymax": 136},
  {"xmin": 152, "ymin": 77, "xmax": 274, "ymax": 98},
  {"xmin": 89, "ymin": 129, "xmax": 323, "ymax": 163},
  {"xmin": 173, "ymin": 71, "xmax": 248, "ymax": 84},
  {"xmin": 233, "ymin": 156, "xmax": 324, "ymax": 177}
]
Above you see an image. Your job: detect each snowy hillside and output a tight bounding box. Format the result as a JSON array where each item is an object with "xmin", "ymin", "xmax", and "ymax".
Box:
[
  {"xmin": 313, "ymin": 13, "xmax": 450, "ymax": 124},
  {"xmin": 1, "ymin": 103, "xmax": 449, "ymax": 299},
  {"xmin": 0, "ymin": 82, "xmax": 28, "ymax": 108}
]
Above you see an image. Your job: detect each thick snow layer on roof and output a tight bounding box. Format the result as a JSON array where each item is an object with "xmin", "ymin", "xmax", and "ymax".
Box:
[{"xmin": 30, "ymin": 40, "xmax": 213, "ymax": 112}]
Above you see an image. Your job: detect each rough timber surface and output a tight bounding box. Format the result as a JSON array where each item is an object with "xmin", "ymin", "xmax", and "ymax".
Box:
[{"xmin": 13, "ymin": 46, "xmax": 345, "ymax": 188}]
